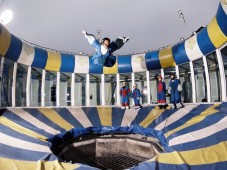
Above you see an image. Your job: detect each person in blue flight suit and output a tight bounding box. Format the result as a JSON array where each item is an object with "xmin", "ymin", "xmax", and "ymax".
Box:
[
  {"xmin": 120, "ymin": 82, "xmax": 131, "ymax": 109},
  {"xmin": 168, "ymin": 73, "xmax": 184, "ymax": 109},
  {"xmin": 157, "ymin": 75, "xmax": 167, "ymax": 109},
  {"xmin": 132, "ymin": 83, "xmax": 141, "ymax": 109},
  {"xmin": 82, "ymin": 31, "xmax": 130, "ymax": 67}
]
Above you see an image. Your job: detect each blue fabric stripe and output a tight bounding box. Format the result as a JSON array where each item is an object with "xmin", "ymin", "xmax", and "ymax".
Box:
[
  {"xmin": 23, "ymin": 108, "xmax": 65, "ymax": 132},
  {"xmin": 0, "ymin": 124, "xmax": 47, "ymax": 145},
  {"xmin": 81, "ymin": 107, "xmax": 102, "ymax": 127},
  {"xmin": 216, "ymin": 4, "xmax": 227, "ymax": 36},
  {"xmin": 147, "ymin": 109, "xmax": 178, "ymax": 129},
  {"xmin": 163, "ymin": 104, "xmax": 212, "ymax": 134},
  {"xmin": 131, "ymin": 106, "xmax": 155, "ymax": 125},
  {"xmin": 167, "ymin": 107, "xmax": 223, "ymax": 141},
  {"xmin": 145, "ymin": 50, "xmax": 161, "ymax": 70},
  {"xmin": 172, "ymin": 42, "xmax": 190, "ymax": 64},
  {"xmin": 89, "ymin": 55, "xmax": 103, "ymax": 73},
  {"xmin": 60, "ymin": 53, "xmax": 75, "ymax": 72},
  {"xmin": 32, "ymin": 47, "xmax": 48, "ymax": 69},
  {"xmin": 53, "ymin": 108, "xmax": 84, "ymax": 128},
  {"xmin": 2, "ymin": 110, "xmax": 52, "ymax": 138},
  {"xmin": 118, "ymin": 55, "xmax": 132, "ymax": 73},
  {"xmin": 197, "ymin": 27, "xmax": 216, "ymax": 55},
  {"xmin": 134, "ymin": 161, "xmax": 227, "ymax": 170},
  {"xmin": 111, "ymin": 107, "xmax": 125, "ymax": 126},
  {"xmin": 168, "ymin": 129, "xmax": 227, "ymax": 152},
  {"xmin": 0, "ymin": 143, "xmax": 57, "ymax": 161},
  {"xmin": 4, "ymin": 34, "xmax": 22, "ymax": 61}
]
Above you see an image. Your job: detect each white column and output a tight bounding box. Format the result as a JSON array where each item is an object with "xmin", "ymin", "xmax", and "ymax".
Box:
[
  {"xmin": 189, "ymin": 61, "xmax": 196, "ymax": 103},
  {"xmin": 12, "ymin": 63, "xmax": 17, "ymax": 107},
  {"xmin": 71, "ymin": 73, "xmax": 75, "ymax": 106},
  {"xmin": 216, "ymin": 49, "xmax": 226, "ymax": 102},
  {"xmin": 146, "ymin": 71, "xmax": 151, "ymax": 105},
  {"xmin": 0, "ymin": 57, "xmax": 4, "ymax": 107},
  {"xmin": 41, "ymin": 70, "xmax": 46, "ymax": 107},
  {"xmin": 26, "ymin": 66, "xmax": 31, "ymax": 107},
  {"xmin": 101, "ymin": 74, "xmax": 105, "ymax": 106},
  {"xmin": 203, "ymin": 56, "xmax": 211, "ymax": 102},
  {"xmin": 116, "ymin": 74, "xmax": 120, "ymax": 106},
  {"xmin": 131, "ymin": 73, "xmax": 135, "ymax": 105},
  {"xmin": 56, "ymin": 72, "xmax": 60, "ymax": 107},
  {"xmin": 86, "ymin": 74, "xmax": 90, "ymax": 106},
  {"xmin": 175, "ymin": 65, "xmax": 179, "ymax": 79},
  {"xmin": 161, "ymin": 69, "xmax": 164, "ymax": 78}
]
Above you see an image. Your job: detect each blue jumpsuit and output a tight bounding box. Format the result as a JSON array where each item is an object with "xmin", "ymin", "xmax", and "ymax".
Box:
[
  {"xmin": 120, "ymin": 86, "xmax": 131, "ymax": 106},
  {"xmin": 169, "ymin": 79, "xmax": 181, "ymax": 105},
  {"xmin": 84, "ymin": 34, "xmax": 125, "ymax": 67},
  {"xmin": 132, "ymin": 88, "xmax": 141, "ymax": 106}
]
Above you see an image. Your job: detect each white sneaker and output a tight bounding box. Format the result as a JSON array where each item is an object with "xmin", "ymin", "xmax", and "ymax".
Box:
[{"xmin": 118, "ymin": 36, "xmax": 130, "ymax": 43}]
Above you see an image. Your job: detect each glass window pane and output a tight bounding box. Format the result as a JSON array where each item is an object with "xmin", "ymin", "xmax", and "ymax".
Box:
[
  {"xmin": 179, "ymin": 63, "xmax": 193, "ymax": 103},
  {"xmin": 134, "ymin": 72, "xmax": 147, "ymax": 105},
  {"xmin": 206, "ymin": 52, "xmax": 221, "ymax": 102},
  {"xmin": 90, "ymin": 74, "xmax": 101, "ymax": 106},
  {"xmin": 149, "ymin": 69, "xmax": 161, "ymax": 104},
  {"xmin": 164, "ymin": 67, "xmax": 176, "ymax": 103},
  {"xmin": 105, "ymin": 74, "xmax": 116, "ymax": 106},
  {"xmin": 30, "ymin": 68, "xmax": 42, "ymax": 107},
  {"xmin": 221, "ymin": 46, "xmax": 227, "ymax": 100},
  {"xmin": 193, "ymin": 58, "xmax": 206, "ymax": 102},
  {"xmin": 1, "ymin": 58, "xmax": 14, "ymax": 107},
  {"xmin": 60, "ymin": 72, "xmax": 71, "ymax": 106},
  {"xmin": 15, "ymin": 64, "xmax": 28, "ymax": 107},
  {"xmin": 45, "ymin": 71, "xmax": 57, "ymax": 106},
  {"xmin": 74, "ymin": 74, "xmax": 86, "ymax": 106}
]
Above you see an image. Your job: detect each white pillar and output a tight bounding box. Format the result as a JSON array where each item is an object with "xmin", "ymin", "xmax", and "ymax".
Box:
[
  {"xmin": 216, "ymin": 48, "xmax": 226, "ymax": 102},
  {"xmin": 56, "ymin": 72, "xmax": 60, "ymax": 107},
  {"xmin": 161, "ymin": 69, "xmax": 164, "ymax": 78},
  {"xmin": 26, "ymin": 66, "xmax": 31, "ymax": 107},
  {"xmin": 203, "ymin": 56, "xmax": 211, "ymax": 102},
  {"xmin": 131, "ymin": 73, "xmax": 135, "ymax": 105},
  {"xmin": 86, "ymin": 74, "xmax": 90, "ymax": 106},
  {"xmin": 41, "ymin": 70, "xmax": 46, "ymax": 107},
  {"xmin": 71, "ymin": 73, "xmax": 75, "ymax": 106},
  {"xmin": 12, "ymin": 63, "xmax": 17, "ymax": 107},
  {"xmin": 189, "ymin": 61, "xmax": 196, "ymax": 103},
  {"xmin": 175, "ymin": 65, "xmax": 179, "ymax": 79},
  {"xmin": 0, "ymin": 57, "xmax": 4, "ymax": 107},
  {"xmin": 146, "ymin": 71, "xmax": 151, "ymax": 105},
  {"xmin": 116, "ymin": 74, "xmax": 120, "ymax": 106},
  {"xmin": 101, "ymin": 74, "xmax": 105, "ymax": 106}
]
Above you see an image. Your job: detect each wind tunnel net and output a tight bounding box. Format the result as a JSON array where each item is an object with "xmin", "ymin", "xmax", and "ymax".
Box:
[{"xmin": 52, "ymin": 133, "xmax": 163, "ymax": 170}]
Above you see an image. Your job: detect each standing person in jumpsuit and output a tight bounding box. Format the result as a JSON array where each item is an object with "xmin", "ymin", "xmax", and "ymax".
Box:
[
  {"xmin": 132, "ymin": 83, "xmax": 141, "ymax": 109},
  {"xmin": 120, "ymin": 82, "xmax": 131, "ymax": 109},
  {"xmin": 82, "ymin": 31, "xmax": 130, "ymax": 67},
  {"xmin": 168, "ymin": 73, "xmax": 184, "ymax": 109},
  {"xmin": 157, "ymin": 76, "xmax": 167, "ymax": 109}
]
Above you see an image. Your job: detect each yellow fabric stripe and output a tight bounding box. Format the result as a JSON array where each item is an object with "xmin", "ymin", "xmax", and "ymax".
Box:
[
  {"xmin": 97, "ymin": 107, "xmax": 112, "ymax": 126},
  {"xmin": 38, "ymin": 108, "xmax": 73, "ymax": 131},
  {"xmin": 103, "ymin": 60, "xmax": 118, "ymax": 74},
  {"xmin": 207, "ymin": 17, "xmax": 227, "ymax": 48},
  {"xmin": 0, "ymin": 117, "xmax": 47, "ymax": 141},
  {"xmin": 159, "ymin": 47, "xmax": 176, "ymax": 69},
  {"xmin": 0, "ymin": 26, "xmax": 11, "ymax": 56},
  {"xmin": 165, "ymin": 104, "xmax": 219, "ymax": 138},
  {"xmin": 0, "ymin": 157, "xmax": 80, "ymax": 170},
  {"xmin": 139, "ymin": 106, "xmax": 165, "ymax": 128},
  {"xmin": 151, "ymin": 140, "xmax": 227, "ymax": 165},
  {"xmin": 45, "ymin": 50, "xmax": 61, "ymax": 71}
]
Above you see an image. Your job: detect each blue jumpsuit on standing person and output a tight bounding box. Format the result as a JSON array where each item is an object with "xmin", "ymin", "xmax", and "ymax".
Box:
[{"xmin": 132, "ymin": 84, "xmax": 141, "ymax": 107}]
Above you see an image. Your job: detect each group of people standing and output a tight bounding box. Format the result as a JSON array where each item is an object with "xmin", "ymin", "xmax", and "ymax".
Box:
[{"xmin": 120, "ymin": 73, "xmax": 184, "ymax": 110}]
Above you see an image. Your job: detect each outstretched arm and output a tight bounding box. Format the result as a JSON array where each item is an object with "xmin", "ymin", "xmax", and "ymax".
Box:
[{"xmin": 82, "ymin": 31, "xmax": 100, "ymax": 49}]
